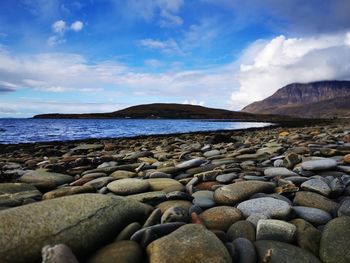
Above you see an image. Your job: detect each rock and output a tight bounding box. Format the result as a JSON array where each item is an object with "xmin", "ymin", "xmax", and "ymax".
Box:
[
  {"xmin": 161, "ymin": 206, "xmax": 190, "ymax": 224},
  {"xmin": 338, "ymin": 198, "xmax": 350, "ymax": 216},
  {"xmin": 107, "ymin": 178, "xmax": 150, "ymax": 195},
  {"xmin": 256, "ymin": 219, "xmax": 296, "ymax": 243},
  {"xmin": 227, "ymin": 220, "xmax": 256, "ymax": 242},
  {"xmin": 294, "ymin": 191, "xmax": 338, "ymax": 214},
  {"xmin": 0, "ymin": 194, "xmax": 151, "ymax": 263},
  {"xmin": 216, "ymin": 173, "xmax": 237, "ymax": 183},
  {"xmin": 84, "ymin": 177, "xmax": 114, "ymax": 189},
  {"xmin": 143, "ymin": 208, "xmax": 162, "ymax": 228},
  {"xmin": 88, "ymin": 241, "xmax": 142, "ymax": 263},
  {"xmin": 126, "ymin": 191, "xmax": 166, "ymax": 205},
  {"xmin": 301, "ymin": 159, "xmax": 337, "ymax": 171},
  {"xmin": 204, "ymin": 149, "xmax": 221, "ymax": 157},
  {"xmin": 319, "ymin": 216, "xmax": 350, "ymax": 263},
  {"xmin": 146, "ymin": 224, "xmax": 232, "ymax": 263},
  {"xmin": 283, "ymin": 152, "xmax": 302, "ymax": 169},
  {"xmin": 301, "ymin": 179, "xmax": 331, "ymax": 196},
  {"xmin": 192, "ymin": 190, "xmax": 216, "ymax": 209},
  {"xmin": 292, "ymin": 206, "xmax": 332, "ymax": 225},
  {"xmin": 344, "ymin": 154, "xmax": 350, "ymax": 164},
  {"xmin": 42, "ymin": 244, "xmax": 79, "ymax": 263},
  {"xmin": 214, "ymin": 181, "xmax": 275, "ymax": 205},
  {"xmin": 232, "ymin": 238, "xmax": 257, "ymax": 263},
  {"xmin": 42, "ymin": 185, "xmax": 95, "ymax": 200},
  {"xmin": 110, "ymin": 170, "xmax": 137, "ymax": 179},
  {"xmin": 19, "ymin": 170, "xmax": 74, "ymax": 190},
  {"xmin": 145, "ymin": 178, "xmax": 183, "ymax": 191},
  {"xmin": 131, "ymin": 222, "xmax": 185, "ymax": 247},
  {"xmin": 157, "ymin": 200, "xmax": 193, "ymax": 213},
  {"xmin": 237, "ymin": 197, "xmax": 292, "ymax": 219},
  {"xmin": 115, "ymin": 222, "xmax": 141, "ymax": 242},
  {"xmin": 289, "ymin": 218, "xmax": 321, "ymax": 256},
  {"xmin": 71, "ymin": 144, "xmax": 104, "ymax": 152},
  {"xmin": 247, "ymin": 213, "xmax": 270, "ymax": 227},
  {"xmin": 254, "ymin": 240, "xmax": 321, "ymax": 263},
  {"xmin": 166, "ymin": 191, "xmax": 193, "ymax": 201},
  {"xmin": 200, "ymin": 206, "xmax": 241, "ymax": 231},
  {"xmin": 176, "ymin": 158, "xmax": 206, "ymax": 170},
  {"xmin": 0, "ymin": 183, "xmax": 42, "ymax": 207},
  {"xmin": 264, "ymin": 167, "xmax": 298, "ymax": 178}
]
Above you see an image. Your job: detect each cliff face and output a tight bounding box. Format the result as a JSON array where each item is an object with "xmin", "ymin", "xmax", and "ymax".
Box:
[{"xmin": 241, "ymin": 81, "xmax": 350, "ymax": 118}]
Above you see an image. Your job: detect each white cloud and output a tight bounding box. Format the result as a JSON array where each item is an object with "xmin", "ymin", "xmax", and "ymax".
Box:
[
  {"xmin": 70, "ymin": 21, "xmax": 84, "ymax": 31},
  {"xmin": 139, "ymin": 38, "xmax": 185, "ymax": 55},
  {"xmin": 230, "ymin": 32, "xmax": 350, "ymax": 110},
  {"xmin": 346, "ymin": 32, "xmax": 350, "ymax": 46},
  {"xmin": 52, "ymin": 20, "xmax": 66, "ymax": 33},
  {"xmin": 144, "ymin": 59, "xmax": 164, "ymax": 67},
  {"xmin": 182, "ymin": 99, "xmax": 205, "ymax": 106}
]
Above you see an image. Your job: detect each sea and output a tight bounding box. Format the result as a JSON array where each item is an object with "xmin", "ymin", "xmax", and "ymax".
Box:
[{"xmin": 0, "ymin": 119, "xmax": 271, "ymax": 144}]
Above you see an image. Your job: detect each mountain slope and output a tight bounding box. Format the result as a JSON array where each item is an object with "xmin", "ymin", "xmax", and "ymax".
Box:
[{"xmin": 241, "ymin": 80, "xmax": 350, "ymax": 118}]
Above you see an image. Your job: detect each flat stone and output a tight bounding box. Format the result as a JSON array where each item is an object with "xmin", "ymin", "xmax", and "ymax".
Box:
[
  {"xmin": 292, "ymin": 206, "xmax": 332, "ymax": 225},
  {"xmin": 232, "ymin": 238, "xmax": 257, "ymax": 263},
  {"xmin": 146, "ymin": 224, "xmax": 232, "ymax": 263},
  {"xmin": 145, "ymin": 178, "xmax": 183, "ymax": 191},
  {"xmin": 301, "ymin": 179, "xmax": 331, "ymax": 196},
  {"xmin": 175, "ymin": 158, "xmax": 206, "ymax": 170},
  {"xmin": 237, "ymin": 197, "xmax": 292, "ymax": 219},
  {"xmin": 84, "ymin": 177, "xmax": 114, "ymax": 189},
  {"xmin": 289, "ymin": 218, "xmax": 321, "ymax": 256},
  {"xmin": 42, "ymin": 244, "xmax": 79, "ymax": 263},
  {"xmin": 247, "ymin": 213, "xmax": 270, "ymax": 227},
  {"xmin": 88, "ymin": 241, "xmax": 142, "ymax": 263},
  {"xmin": 19, "ymin": 170, "xmax": 74, "ymax": 190},
  {"xmin": 107, "ymin": 178, "xmax": 150, "ymax": 195},
  {"xmin": 71, "ymin": 144, "xmax": 104, "ymax": 152},
  {"xmin": 301, "ymin": 159, "xmax": 337, "ymax": 171},
  {"xmin": 227, "ymin": 220, "xmax": 256, "ymax": 242},
  {"xmin": 254, "ymin": 240, "xmax": 321, "ymax": 263},
  {"xmin": 161, "ymin": 206, "xmax": 190, "ymax": 224},
  {"xmin": 216, "ymin": 173, "xmax": 237, "ymax": 183},
  {"xmin": 256, "ymin": 219, "xmax": 296, "ymax": 243},
  {"xmin": 200, "ymin": 206, "xmax": 242, "ymax": 231},
  {"xmin": 214, "ymin": 181, "xmax": 275, "ymax": 205},
  {"xmin": 319, "ymin": 216, "xmax": 350, "ymax": 263},
  {"xmin": 42, "ymin": 185, "xmax": 95, "ymax": 200},
  {"xmin": 126, "ymin": 191, "xmax": 166, "ymax": 205},
  {"xmin": 0, "ymin": 194, "xmax": 151, "ymax": 263},
  {"xmin": 110, "ymin": 170, "xmax": 137, "ymax": 179},
  {"xmin": 203, "ymin": 150, "xmax": 220, "ymax": 157},
  {"xmin": 264, "ymin": 167, "xmax": 298, "ymax": 179},
  {"xmin": 294, "ymin": 191, "xmax": 338, "ymax": 214},
  {"xmin": 0, "ymin": 183, "xmax": 42, "ymax": 207}
]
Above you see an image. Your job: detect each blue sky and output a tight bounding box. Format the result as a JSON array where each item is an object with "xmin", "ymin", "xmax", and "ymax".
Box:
[{"xmin": 1, "ymin": 0, "xmax": 350, "ymax": 117}]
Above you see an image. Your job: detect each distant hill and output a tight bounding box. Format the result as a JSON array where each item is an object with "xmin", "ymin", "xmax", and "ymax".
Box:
[
  {"xmin": 241, "ymin": 80, "xmax": 350, "ymax": 118},
  {"xmin": 33, "ymin": 103, "xmax": 298, "ymax": 122}
]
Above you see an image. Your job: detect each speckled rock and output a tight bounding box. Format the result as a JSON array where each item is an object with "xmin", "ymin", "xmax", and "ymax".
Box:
[
  {"xmin": 294, "ymin": 191, "xmax": 338, "ymax": 214},
  {"xmin": 256, "ymin": 219, "xmax": 296, "ymax": 243},
  {"xmin": 292, "ymin": 206, "xmax": 332, "ymax": 225},
  {"xmin": 41, "ymin": 244, "xmax": 79, "ymax": 263},
  {"xmin": 107, "ymin": 178, "xmax": 150, "ymax": 195},
  {"xmin": 200, "ymin": 206, "xmax": 241, "ymax": 231},
  {"xmin": 301, "ymin": 159, "xmax": 337, "ymax": 171},
  {"xmin": 254, "ymin": 240, "xmax": 321, "ymax": 263},
  {"xmin": 0, "ymin": 183, "xmax": 42, "ymax": 207},
  {"xmin": 319, "ymin": 216, "xmax": 350, "ymax": 263},
  {"xmin": 146, "ymin": 224, "xmax": 232, "ymax": 263},
  {"xmin": 214, "ymin": 181, "xmax": 275, "ymax": 205},
  {"xmin": 264, "ymin": 167, "xmax": 298, "ymax": 178},
  {"xmin": 301, "ymin": 179, "xmax": 331, "ymax": 196},
  {"xmin": 227, "ymin": 220, "xmax": 256, "ymax": 242},
  {"xmin": 19, "ymin": 170, "xmax": 74, "ymax": 190},
  {"xmin": 237, "ymin": 197, "xmax": 292, "ymax": 219},
  {"xmin": 88, "ymin": 241, "xmax": 143, "ymax": 263},
  {"xmin": 0, "ymin": 194, "xmax": 151, "ymax": 263}
]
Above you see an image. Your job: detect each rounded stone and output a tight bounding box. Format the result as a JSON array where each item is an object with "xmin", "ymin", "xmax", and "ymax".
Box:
[
  {"xmin": 289, "ymin": 218, "xmax": 321, "ymax": 256},
  {"xmin": 227, "ymin": 220, "xmax": 256, "ymax": 242},
  {"xmin": 157, "ymin": 200, "xmax": 192, "ymax": 213},
  {"xmin": 294, "ymin": 191, "xmax": 338, "ymax": 214},
  {"xmin": 232, "ymin": 238, "xmax": 257, "ymax": 263},
  {"xmin": 301, "ymin": 159, "xmax": 337, "ymax": 171},
  {"xmin": 145, "ymin": 178, "xmax": 183, "ymax": 191},
  {"xmin": 216, "ymin": 173, "xmax": 237, "ymax": 183},
  {"xmin": 42, "ymin": 244, "xmax": 79, "ymax": 263},
  {"xmin": 115, "ymin": 222, "xmax": 141, "ymax": 242},
  {"xmin": 264, "ymin": 167, "xmax": 297, "ymax": 178},
  {"xmin": 107, "ymin": 178, "xmax": 150, "ymax": 195},
  {"xmin": 214, "ymin": 181, "xmax": 275, "ymax": 205},
  {"xmin": 256, "ymin": 219, "xmax": 296, "ymax": 243},
  {"xmin": 254, "ymin": 240, "xmax": 321, "ymax": 263},
  {"xmin": 319, "ymin": 216, "xmax": 350, "ymax": 263},
  {"xmin": 200, "ymin": 206, "xmax": 242, "ymax": 231},
  {"xmin": 110, "ymin": 170, "xmax": 137, "ymax": 179},
  {"xmin": 0, "ymin": 194, "xmax": 151, "ymax": 263},
  {"xmin": 146, "ymin": 224, "xmax": 232, "ymax": 263},
  {"xmin": 292, "ymin": 206, "xmax": 332, "ymax": 225},
  {"xmin": 161, "ymin": 206, "xmax": 190, "ymax": 224},
  {"xmin": 88, "ymin": 241, "xmax": 142, "ymax": 263},
  {"xmin": 301, "ymin": 179, "xmax": 331, "ymax": 196},
  {"xmin": 338, "ymin": 198, "xmax": 350, "ymax": 217},
  {"xmin": 19, "ymin": 170, "xmax": 74, "ymax": 190},
  {"xmin": 42, "ymin": 185, "xmax": 95, "ymax": 200},
  {"xmin": 237, "ymin": 197, "xmax": 292, "ymax": 219}
]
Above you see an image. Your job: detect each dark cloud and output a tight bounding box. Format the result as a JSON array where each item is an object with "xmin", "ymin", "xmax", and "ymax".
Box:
[{"xmin": 0, "ymin": 86, "xmax": 15, "ymax": 92}]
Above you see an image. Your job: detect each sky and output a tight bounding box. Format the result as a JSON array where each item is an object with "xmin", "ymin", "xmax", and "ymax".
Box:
[{"xmin": 1, "ymin": 0, "xmax": 350, "ymax": 117}]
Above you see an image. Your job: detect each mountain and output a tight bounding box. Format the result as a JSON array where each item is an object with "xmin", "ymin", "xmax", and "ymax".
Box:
[
  {"xmin": 241, "ymin": 80, "xmax": 350, "ymax": 118},
  {"xmin": 33, "ymin": 103, "xmax": 298, "ymax": 122}
]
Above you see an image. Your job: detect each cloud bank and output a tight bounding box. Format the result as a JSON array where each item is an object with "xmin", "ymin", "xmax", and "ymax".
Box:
[{"xmin": 230, "ymin": 32, "xmax": 350, "ymax": 109}]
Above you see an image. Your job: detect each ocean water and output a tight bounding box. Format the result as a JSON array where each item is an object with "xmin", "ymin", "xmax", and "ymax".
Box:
[{"xmin": 0, "ymin": 119, "xmax": 271, "ymax": 144}]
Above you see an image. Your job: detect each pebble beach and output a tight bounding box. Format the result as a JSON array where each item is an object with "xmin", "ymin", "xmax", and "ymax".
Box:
[{"xmin": 1, "ymin": 120, "xmax": 350, "ymax": 263}]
